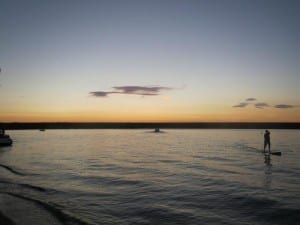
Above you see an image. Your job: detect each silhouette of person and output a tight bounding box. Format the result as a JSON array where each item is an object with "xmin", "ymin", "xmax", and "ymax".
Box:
[{"xmin": 264, "ymin": 130, "xmax": 271, "ymax": 153}]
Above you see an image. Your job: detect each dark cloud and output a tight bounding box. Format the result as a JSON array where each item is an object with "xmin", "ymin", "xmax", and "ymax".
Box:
[
  {"xmin": 113, "ymin": 86, "xmax": 172, "ymax": 95},
  {"xmin": 90, "ymin": 85, "xmax": 173, "ymax": 97},
  {"xmin": 233, "ymin": 98, "xmax": 257, "ymax": 108},
  {"xmin": 255, "ymin": 103, "xmax": 269, "ymax": 109},
  {"xmin": 233, "ymin": 100, "xmax": 268, "ymax": 109},
  {"xmin": 233, "ymin": 102, "xmax": 249, "ymax": 108},
  {"xmin": 90, "ymin": 91, "xmax": 116, "ymax": 97},
  {"xmin": 233, "ymin": 98, "xmax": 299, "ymax": 110},
  {"xmin": 274, "ymin": 104, "xmax": 299, "ymax": 109}
]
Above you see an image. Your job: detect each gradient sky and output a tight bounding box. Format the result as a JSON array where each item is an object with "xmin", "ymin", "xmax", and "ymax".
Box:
[{"xmin": 0, "ymin": 0, "xmax": 299, "ymax": 122}]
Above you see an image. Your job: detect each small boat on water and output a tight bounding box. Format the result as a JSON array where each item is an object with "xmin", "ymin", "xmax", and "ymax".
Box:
[
  {"xmin": 0, "ymin": 129, "xmax": 13, "ymax": 146},
  {"xmin": 153, "ymin": 128, "xmax": 165, "ymax": 133}
]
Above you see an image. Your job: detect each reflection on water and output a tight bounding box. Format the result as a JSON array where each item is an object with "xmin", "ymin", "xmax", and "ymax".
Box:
[
  {"xmin": 263, "ymin": 154, "xmax": 272, "ymax": 190},
  {"xmin": 264, "ymin": 154, "xmax": 272, "ymax": 166},
  {"xmin": 0, "ymin": 129, "xmax": 299, "ymax": 225}
]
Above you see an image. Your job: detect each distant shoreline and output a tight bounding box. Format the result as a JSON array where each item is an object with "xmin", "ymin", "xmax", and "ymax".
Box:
[{"xmin": 0, "ymin": 122, "xmax": 299, "ymax": 130}]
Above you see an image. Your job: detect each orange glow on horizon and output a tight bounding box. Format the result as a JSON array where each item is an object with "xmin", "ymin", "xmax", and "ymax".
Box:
[{"xmin": 0, "ymin": 109, "xmax": 299, "ymax": 123}]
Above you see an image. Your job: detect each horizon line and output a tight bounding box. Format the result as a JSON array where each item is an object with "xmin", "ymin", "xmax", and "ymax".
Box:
[
  {"xmin": 1, "ymin": 122, "xmax": 299, "ymax": 130},
  {"xmin": 1, "ymin": 122, "xmax": 300, "ymax": 124}
]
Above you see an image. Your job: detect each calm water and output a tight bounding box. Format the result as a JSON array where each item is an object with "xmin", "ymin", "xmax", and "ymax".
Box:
[{"xmin": 0, "ymin": 129, "xmax": 299, "ymax": 225}]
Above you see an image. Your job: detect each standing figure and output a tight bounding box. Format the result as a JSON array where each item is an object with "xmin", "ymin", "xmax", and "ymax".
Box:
[{"xmin": 264, "ymin": 130, "xmax": 271, "ymax": 153}]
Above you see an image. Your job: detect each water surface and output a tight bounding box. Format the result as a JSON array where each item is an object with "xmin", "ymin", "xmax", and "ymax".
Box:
[{"xmin": 0, "ymin": 129, "xmax": 299, "ymax": 225}]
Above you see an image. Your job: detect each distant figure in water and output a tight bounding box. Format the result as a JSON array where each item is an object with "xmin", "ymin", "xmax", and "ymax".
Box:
[
  {"xmin": 154, "ymin": 128, "xmax": 160, "ymax": 133},
  {"xmin": 264, "ymin": 130, "xmax": 271, "ymax": 153},
  {"xmin": 0, "ymin": 129, "xmax": 5, "ymax": 136}
]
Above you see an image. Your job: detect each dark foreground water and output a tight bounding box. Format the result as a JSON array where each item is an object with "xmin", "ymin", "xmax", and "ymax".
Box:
[{"xmin": 0, "ymin": 129, "xmax": 299, "ymax": 225}]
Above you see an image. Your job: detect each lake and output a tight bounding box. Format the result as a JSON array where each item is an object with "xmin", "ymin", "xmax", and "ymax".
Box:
[{"xmin": 0, "ymin": 129, "xmax": 299, "ymax": 225}]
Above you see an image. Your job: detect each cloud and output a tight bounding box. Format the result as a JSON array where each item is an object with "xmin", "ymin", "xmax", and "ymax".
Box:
[
  {"xmin": 90, "ymin": 85, "xmax": 173, "ymax": 98},
  {"xmin": 255, "ymin": 102, "xmax": 269, "ymax": 109},
  {"xmin": 233, "ymin": 100, "xmax": 269, "ymax": 109},
  {"xmin": 233, "ymin": 98, "xmax": 299, "ymax": 110},
  {"xmin": 274, "ymin": 104, "xmax": 299, "ymax": 109},
  {"xmin": 233, "ymin": 98, "xmax": 257, "ymax": 108},
  {"xmin": 233, "ymin": 102, "xmax": 249, "ymax": 108},
  {"xmin": 90, "ymin": 91, "xmax": 117, "ymax": 97},
  {"xmin": 113, "ymin": 86, "xmax": 172, "ymax": 95}
]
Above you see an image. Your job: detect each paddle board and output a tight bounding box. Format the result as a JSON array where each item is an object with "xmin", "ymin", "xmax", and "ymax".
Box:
[{"xmin": 263, "ymin": 151, "xmax": 282, "ymax": 156}]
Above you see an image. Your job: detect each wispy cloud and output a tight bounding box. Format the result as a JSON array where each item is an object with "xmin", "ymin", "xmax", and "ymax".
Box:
[
  {"xmin": 233, "ymin": 102, "xmax": 249, "ymax": 108},
  {"xmin": 233, "ymin": 97, "xmax": 257, "ymax": 108},
  {"xmin": 90, "ymin": 85, "xmax": 173, "ymax": 98},
  {"xmin": 233, "ymin": 98, "xmax": 299, "ymax": 110},
  {"xmin": 274, "ymin": 104, "xmax": 299, "ymax": 109},
  {"xmin": 255, "ymin": 102, "xmax": 269, "ymax": 109}
]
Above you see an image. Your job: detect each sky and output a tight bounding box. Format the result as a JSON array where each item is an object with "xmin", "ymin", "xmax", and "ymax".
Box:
[{"xmin": 0, "ymin": 0, "xmax": 299, "ymax": 122}]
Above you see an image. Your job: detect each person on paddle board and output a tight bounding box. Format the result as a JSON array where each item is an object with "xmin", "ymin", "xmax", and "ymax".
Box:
[{"xmin": 264, "ymin": 130, "xmax": 271, "ymax": 153}]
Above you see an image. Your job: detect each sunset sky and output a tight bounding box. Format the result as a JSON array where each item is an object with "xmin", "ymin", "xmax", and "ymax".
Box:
[{"xmin": 0, "ymin": 0, "xmax": 299, "ymax": 122}]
